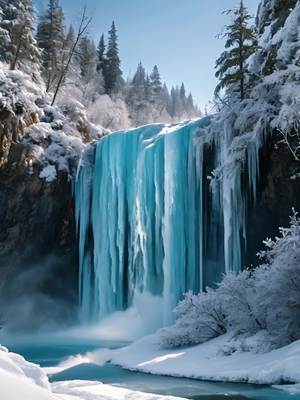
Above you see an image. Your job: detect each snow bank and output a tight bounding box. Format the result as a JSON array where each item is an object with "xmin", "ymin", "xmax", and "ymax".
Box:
[
  {"xmin": 0, "ymin": 345, "xmax": 185, "ymax": 400},
  {"xmin": 275, "ymin": 383, "xmax": 300, "ymax": 395},
  {"xmin": 52, "ymin": 380, "xmax": 185, "ymax": 400},
  {"xmin": 0, "ymin": 345, "xmax": 57, "ymax": 400},
  {"xmin": 107, "ymin": 333, "xmax": 300, "ymax": 385}
]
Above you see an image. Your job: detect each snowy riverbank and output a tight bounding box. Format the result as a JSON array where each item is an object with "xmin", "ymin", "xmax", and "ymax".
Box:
[
  {"xmin": 2, "ymin": 332, "xmax": 300, "ymax": 399},
  {"xmin": 107, "ymin": 332, "xmax": 300, "ymax": 387},
  {"xmin": 0, "ymin": 345, "xmax": 184, "ymax": 400}
]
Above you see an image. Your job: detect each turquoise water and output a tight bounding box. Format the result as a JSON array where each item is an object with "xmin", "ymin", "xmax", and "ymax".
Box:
[{"xmin": 2, "ymin": 337, "xmax": 299, "ymax": 400}]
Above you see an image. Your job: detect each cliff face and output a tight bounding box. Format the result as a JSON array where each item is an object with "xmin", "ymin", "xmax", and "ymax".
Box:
[
  {"xmin": 0, "ymin": 65, "xmax": 106, "ymax": 331},
  {"xmin": 0, "ymin": 140, "xmax": 78, "ymax": 331},
  {"xmin": 246, "ymin": 134, "xmax": 300, "ymax": 267}
]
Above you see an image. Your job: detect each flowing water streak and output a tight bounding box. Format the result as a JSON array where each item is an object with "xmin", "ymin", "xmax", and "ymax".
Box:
[{"xmin": 75, "ymin": 117, "xmax": 262, "ymax": 324}]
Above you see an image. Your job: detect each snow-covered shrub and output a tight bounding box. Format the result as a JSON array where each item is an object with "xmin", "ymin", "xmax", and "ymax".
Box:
[
  {"xmin": 87, "ymin": 94, "xmax": 131, "ymax": 131},
  {"xmin": 254, "ymin": 209, "xmax": 300, "ymax": 346},
  {"xmin": 160, "ymin": 289, "xmax": 226, "ymax": 348},
  {"xmin": 218, "ymin": 271, "xmax": 264, "ymax": 335},
  {"xmin": 161, "ymin": 211, "xmax": 300, "ymax": 349}
]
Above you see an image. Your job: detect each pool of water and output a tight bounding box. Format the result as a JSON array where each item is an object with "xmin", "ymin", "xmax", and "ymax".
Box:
[{"xmin": 2, "ymin": 336, "xmax": 299, "ymax": 400}]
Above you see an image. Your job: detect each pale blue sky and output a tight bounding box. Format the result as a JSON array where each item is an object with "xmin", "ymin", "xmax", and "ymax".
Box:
[{"xmin": 35, "ymin": 0, "xmax": 260, "ymax": 110}]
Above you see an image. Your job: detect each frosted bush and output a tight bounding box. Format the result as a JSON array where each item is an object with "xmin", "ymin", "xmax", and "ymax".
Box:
[
  {"xmin": 160, "ymin": 289, "xmax": 226, "ymax": 348},
  {"xmin": 161, "ymin": 211, "xmax": 300, "ymax": 349},
  {"xmin": 255, "ymin": 209, "xmax": 300, "ymax": 346},
  {"xmin": 217, "ymin": 271, "xmax": 264, "ymax": 335}
]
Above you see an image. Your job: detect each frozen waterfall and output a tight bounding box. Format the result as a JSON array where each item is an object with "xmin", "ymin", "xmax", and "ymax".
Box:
[{"xmin": 75, "ymin": 118, "xmax": 261, "ymax": 324}]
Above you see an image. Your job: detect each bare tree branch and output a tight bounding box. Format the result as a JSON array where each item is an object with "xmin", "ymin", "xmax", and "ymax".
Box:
[{"xmin": 51, "ymin": 6, "xmax": 92, "ymax": 106}]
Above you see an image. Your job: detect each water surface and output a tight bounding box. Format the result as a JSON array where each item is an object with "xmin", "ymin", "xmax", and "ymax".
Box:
[{"xmin": 2, "ymin": 336, "xmax": 299, "ymax": 400}]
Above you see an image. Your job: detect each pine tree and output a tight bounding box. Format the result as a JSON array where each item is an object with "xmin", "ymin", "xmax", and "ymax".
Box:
[
  {"xmin": 145, "ymin": 74, "xmax": 152, "ymax": 102},
  {"xmin": 78, "ymin": 36, "xmax": 97, "ymax": 83},
  {"xmin": 65, "ymin": 24, "xmax": 75, "ymax": 49},
  {"xmin": 132, "ymin": 62, "xmax": 146, "ymax": 95},
  {"xmin": 179, "ymin": 83, "xmax": 187, "ymax": 111},
  {"xmin": 97, "ymin": 33, "xmax": 106, "ymax": 73},
  {"xmin": 104, "ymin": 21, "xmax": 123, "ymax": 94},
  {"xmin": 36, "ymin": 0, "xmax": 65, "ymax": 91},
  {"xmin": 186, "ymin": 93, "xmax": 196, "ymax": 116},
  {"xmin": 161, "ymin": 83, "xmax": 170, "ymax": 110},
  {"xmin": 0, "ymin": 0, "xmax": 40, "ymax": 73},
  {"xmin": 215, "ymin": 0, "xmax": 257, "ymax": 100},
  {"xmin": 50, "ymin": 6, "xmax": 92, "ymax": 105},
  {"xmin": 126, "ymin": 62, "xmax": 148, "ymax": 124},
  {"xmin": 150, "ymin": 65, "xmax": 162, "ymax": 104}
]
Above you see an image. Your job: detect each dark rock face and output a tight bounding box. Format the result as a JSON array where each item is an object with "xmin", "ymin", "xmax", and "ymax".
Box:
[
  {"xmin": 246, "ymin": 134, "xmax": 300, "ymax": 268},
  {"xmin": 0, "ymin": 141, "xmax": 78, "ymax": 331}
]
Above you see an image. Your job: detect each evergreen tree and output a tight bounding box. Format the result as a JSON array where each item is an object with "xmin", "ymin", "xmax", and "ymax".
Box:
[
  {"xmin": 179, "ymin": 83, "xmax": 187, "ymax": 111},
  {"xmin": 145, "ymin": 74, "xmax": 152, "ymax": 102},
  {"xmin": 215, "ymin": 0, "xmax": 257, "ymax": 100},
  {"xmin": 36, "ymin": 0, "xmax": 65, "ymax": 91},
  {"xmin": 97, "ymin": 33, "xmax": 106, "ymax": 73},
  {"xmin": 161, "ymin": 83, "xmax": 170, "ymax": 110},
  {"xmin": 129, "ymin": 62, "xmax": 146, "ymax": 100},
  {"xmin": 127, "ymin": 62, "xmax": 148, "ymax": 124},
  {"xmin": 65, "ymin": 24, "xmax": 75, "ymax": 49},
  {"xmin": 78, "ymin": 36, "xmax": 97, "ymax": 82},
  {"xmin": 150, "ymin": 65, "xmax": 162, "ymax": 104},
  {"xmin": 104, "ymin": 21, "xmax": 123, "ymax": 94},
  {"xmin": 0, "ymin": 0, "xmax": 40, "ymax": 73}
]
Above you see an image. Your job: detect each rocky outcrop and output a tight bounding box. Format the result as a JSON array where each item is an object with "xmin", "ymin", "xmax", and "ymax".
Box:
[{"xmin": 0, "ymin": 139, "xmax": 78, "ymax": 331}]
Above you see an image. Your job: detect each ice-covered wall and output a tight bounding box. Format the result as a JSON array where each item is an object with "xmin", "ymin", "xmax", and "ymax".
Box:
[{"xmin": 75, "ymin": 118, "xmax": 261, "ymax": 324}]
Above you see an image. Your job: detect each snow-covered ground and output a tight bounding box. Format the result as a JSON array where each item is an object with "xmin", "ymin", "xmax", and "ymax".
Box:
[
  {"xmin": 84, "ymin": 332, "xmax": 300, "ymax": 387},
  {"xmin": 41, "ymin": 330, "xmax": 300, "ymax": 391},
  {"xmin": 0, "ymin": 345, "xmax": 184, "ymax": 400}
]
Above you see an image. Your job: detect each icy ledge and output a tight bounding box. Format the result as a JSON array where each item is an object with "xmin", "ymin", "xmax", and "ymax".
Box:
[
  {"xmin": 0, "ymin": 345, "xmax": 184, "ymax": 400},
  {"xmin": 107, "ymin": 332, "xmax": 300, "ymax": 386}
]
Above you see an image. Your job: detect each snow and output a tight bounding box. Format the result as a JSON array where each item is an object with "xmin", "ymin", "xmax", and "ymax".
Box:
[
  {"xmin": 0, "ymin": 344, "xmax": 56, "ymax": 400},
  {"xmin": 52, "ymin": 381, "xmax": 184, "ymax": 400},
  {"xmin": 0, "ymin": 61, "xmax": 106, "ymax": 181},
  {"xmin": 106, "ymin": 332, "xmax": 300, "ymax": 385},
  {"xmin": 275, "ymin": 384, "xmax": 300, "ymax": 395},
  {"xmin": 0, "ymin": 344, "xmax": 185, "ymax": 400},
  {"xmin": 39, "ymin": 165, "xmax": 57, "ymax": 182}
]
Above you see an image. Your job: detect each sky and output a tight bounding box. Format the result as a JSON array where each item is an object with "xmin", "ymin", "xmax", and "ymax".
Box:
[{"xmin": 34, "ymin": 0, "xmax": 261, "ymax": 110}]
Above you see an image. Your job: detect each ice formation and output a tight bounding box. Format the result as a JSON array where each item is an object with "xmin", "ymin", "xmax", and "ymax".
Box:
[{"xmin": 75, "ymin": 117, "xmax": 261, "ymax": 324}]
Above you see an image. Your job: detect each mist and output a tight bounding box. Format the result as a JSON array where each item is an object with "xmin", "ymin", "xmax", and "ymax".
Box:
[{"xmin": 0, "ymin": 255, "xmax": 78, "ymax": 333}]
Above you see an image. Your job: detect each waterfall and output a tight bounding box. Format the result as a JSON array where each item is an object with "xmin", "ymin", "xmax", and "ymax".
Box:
[{"xmin": 75, "ymin": 117, "xmax": 261, "ymax": 324}]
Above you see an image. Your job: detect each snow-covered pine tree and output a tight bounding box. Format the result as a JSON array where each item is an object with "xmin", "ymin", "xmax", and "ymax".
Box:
[
  {"xmin": 36, "ymin": 0, "xmax": 65, "ymax": 91},
  {"xmin": 215, "ymin": 0, "xmax": 257, "ymax": 100},
  {"xmin": 104, "ymin": 21, "xmax": 123, "ymax": 94},
  {"xmin": 0, "ymin": 0, "xmax": 40, "ymax": 74}
]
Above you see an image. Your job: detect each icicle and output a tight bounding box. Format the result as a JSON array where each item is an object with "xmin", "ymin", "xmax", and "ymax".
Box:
[{"xmin": 75, "ymin": 117, "xmax": 263, "ymax": 325}]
